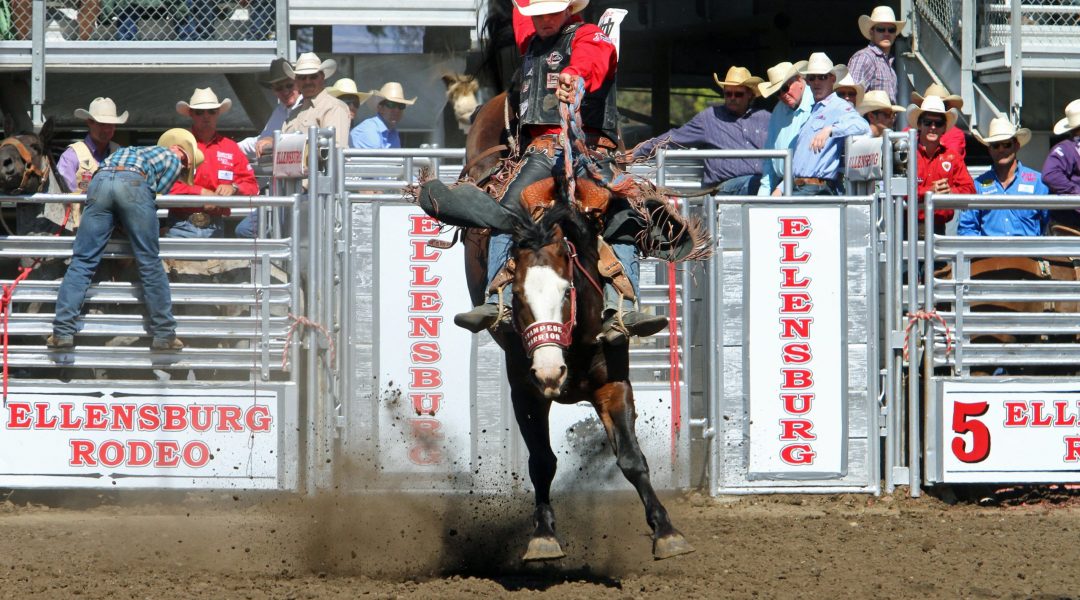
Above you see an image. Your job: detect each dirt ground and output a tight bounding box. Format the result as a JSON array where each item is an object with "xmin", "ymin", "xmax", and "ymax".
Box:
[{"xmin": 0, "ymin": 488, "xmax": 1078, "ymax": 599}]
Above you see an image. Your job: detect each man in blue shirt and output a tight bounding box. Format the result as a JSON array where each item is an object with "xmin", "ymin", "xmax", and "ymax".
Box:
[
  {"xmin": 958, "ymin": 117, "xmax": 1049, "ymax": 236},
  {"xmin": 48, "ymin": 129, "xmax": 205, "ymax": 352},
  {"xmin": 757, "ymin": 60, "xmax": 812, "ymax": 196},
  {"xmin": 351, "ymin": 81, "xmax": 415, "ymax": 149}
]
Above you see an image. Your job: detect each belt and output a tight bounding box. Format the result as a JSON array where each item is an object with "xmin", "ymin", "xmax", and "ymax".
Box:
[
  {"xmin": 98, "ymin": 165, "xmax": 146, "ymax": 179},
  {"xmin": 794, "ymin": 177, "xmax": 833, "ymax": 186}
]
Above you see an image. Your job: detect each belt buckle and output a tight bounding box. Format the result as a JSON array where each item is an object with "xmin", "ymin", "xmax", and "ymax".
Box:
[{"xmin": 187, "ymin": 212, "xmax": 211, "ymax": 228}]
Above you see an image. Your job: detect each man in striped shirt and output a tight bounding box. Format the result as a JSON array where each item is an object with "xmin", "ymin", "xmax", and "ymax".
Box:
[
  {"xmin": 847, "ymin": 6, "xmax": 905, "ymax": 104},
  {"xmin": 48, "ymin": 129, "xmax": 204, "ymax": 352}
]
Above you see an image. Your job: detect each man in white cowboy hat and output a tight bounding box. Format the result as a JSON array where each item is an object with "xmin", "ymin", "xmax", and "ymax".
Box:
[
  {"xmin": 239, "ymin": 57, "xmax": 304, "ymax": 161},
  {"xmin": 911, "ymin": 95, "xmax": 974, "ymax": 233},
  {"xmin": 802, "ymin": 53, "xmax": 847, "ymax": 104},
  {"xmin": 856, "ymin": 90, "xmax": 905, "ymax": 138},
  {"xmin": 327, "ymin": 78, "xmax": 372, "ymax": 125},
  {"xmin": 254, "ymin": 52, "xmax": 351, "ymax": 155},
  {"xmin": 958, "ymin": 117, "xmax": 1048, "ymax": 237},
  {"xmin": 57, "ymin": 97, "xmax": 127, "ymax": 193},
  {"xmin": 911, "ymin": 83, "xmax": 966, "ymax": 159},
  {"xmin": 633, "ymin": 66, "xmax": 769, "ymax": 195},
  {"xmin": 848, "ymin": 5, "xmax": 906, "ymax": 103},
  {"xmin": 351, "ymin": 81, "xmax": 415, "ymax": 149},
  {"xmin": 165, "ymin": 87, "xmax": 259, "ymax": 239},
  {"xmin": 833, "ymin": 73, "xmax": 866, "ymax": 108},
  {"xmin": 48, "ymin": 128, "xmax": 205, "ymax": 352},
  {"xmin": 452, "ymin": 0, "xmax": 668, "ymax": 343},
  {"xmin": 757, "ymin": 60, "xmax": 812, "ymax": 196},
  {"xmin": 1041, "ymin": 99, "xmax": 1080, "ymax": 203}
]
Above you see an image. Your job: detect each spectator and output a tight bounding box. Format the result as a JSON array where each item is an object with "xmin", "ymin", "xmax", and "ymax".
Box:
[
  {"xmin": 848, "ymin": 5, "xmax": 906, "ymax": 103},
  {"xmin": 911, "ymin": 96, "xmax": 974, "ymax": 233},
  {"xmin": 857, "ymin": 90, "xmax": 905, "ymax": 137},
  {"xmin": 351, "ymin": 82, "xmax": 415, "ymax": 150},
  {"xmin": 833, "ymin": 73, "xmax": 865, "ymax": 108},
  {"xmin": 238, "ymin": 58, "xmax": 303, "ymax": 161},
  {"xmin": 911, "ymin": 83, "xmax": 966, "ymax": 159},
  {"xmin": 48, "ymin": 129, "xmax": 204, "ymax": 352},
  {"xmin": 327, "ymin": 78, "xmax": 372, "ymax": 125},
  {"xmin": 958, "ymin": 117, "xmax": 1048, "ymax": 236},
  {"xmin": 1042, "ymin": 99, "xmax": 1080, "ymax": 228},
  {"xmin": 757, "ymin": 60, "xmax": 813, "ymax": 196},
  {"xmin": 253, "ymin": 53, "xmax": 351, "ymax": 156},
  {"xmin": 57, "ymin": 97, "xmax": 127, "ymax": 193},
  {"xmin": 165, "ymin": 87, "xmax": 258, "ymax": 239},
  {"xmin": 632, "ymin": 66, "xmax": 769, "ymax": 195}
]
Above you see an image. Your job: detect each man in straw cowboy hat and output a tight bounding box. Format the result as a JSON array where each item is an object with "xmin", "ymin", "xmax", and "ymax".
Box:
[
  {"xmin": 1041, "ymin": 99, "xmax": 1080, "ymax": 229},
  {"xmin": 351, "ymin": 82, "xmax": 414, "ymax": 149},
  {"xmin": 327, "ymin": 78, "xmax": 372, "ymax": 126},
  {"xmin": 239, "ymin": 57, "xmax": 303, "ymax": 161},
  {"xmin": 254, "ymin": 52, "xmax": 351, "ymax": 155},
  {"xmin": 833, "ymin": 73, "xmax": 866, "ymax": 108},
  {"xmin": 911, "ymin": 83, "xmax": 966, "ymax": 159},
  {"xmin": 58, "ymin": 97, "xmax": 127, "ymax": 193},
  {"xmin": 757, "ymin": 59, "xmax": 811, "ymax": 195},
  {"xmin": 848, "ymin": 5, "xmax": 906, "ymax": 103},
  {"xmin": 633, "ymin": 66, "xmax": 769, "ymax": 195},
  {"xmin": 856, "ymin": 90, "xmax": 905, "ymax": 138},
  {"xmin": 48, "ymin": 128, "xmax": 205, "ymax": 352},
  {"xmin": 165, "ymin": 87, "xmax": 259, "ymax": 239},
  {"xmin": 910, "ymin": 95, "xmax": 974, "ymax": 233},
  {"xmin": 958, "ymin": 117, "xmax": 1048, "ymax": 237}
]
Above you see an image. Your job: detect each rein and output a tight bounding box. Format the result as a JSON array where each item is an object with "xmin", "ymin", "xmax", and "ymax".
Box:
[
  {"xmin": 0, "ymin": 137, "xmax": 49, "ymax": 194},
  {"xmin": 520, "ymin": 239, "xmax": 603, "ymax": 357}
]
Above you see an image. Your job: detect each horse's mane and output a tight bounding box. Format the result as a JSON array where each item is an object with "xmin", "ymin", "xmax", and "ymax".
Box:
[{"xmin": 512, "ymin": 201, "xmax": 591, "ymax": 252}]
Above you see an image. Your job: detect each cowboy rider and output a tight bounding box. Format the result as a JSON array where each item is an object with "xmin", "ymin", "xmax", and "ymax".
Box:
[{"xmin": 454, "ymin": 0, "xmax": 668, "ymax": 343}]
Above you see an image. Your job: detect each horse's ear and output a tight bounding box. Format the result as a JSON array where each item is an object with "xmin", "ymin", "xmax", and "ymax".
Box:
[
  {"xmin": 38, "ymin": 118, "xmax": 54, "ymax": 146},
  {"xmin": 1, "ymin": 114, "xmax": 13, "ymax": 138},
  {"xmin": 441, "ymin": 73, "xmax": 456, "ymax": 87}
]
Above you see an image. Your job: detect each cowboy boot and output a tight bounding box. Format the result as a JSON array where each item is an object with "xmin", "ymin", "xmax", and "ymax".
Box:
[
  {"xmin": 454, "ymin": 303, "xmax": 503, "ymax": 333},
  {"xmin": 600, "ymin": 309, "xmax": 669, "ymax": 344}
]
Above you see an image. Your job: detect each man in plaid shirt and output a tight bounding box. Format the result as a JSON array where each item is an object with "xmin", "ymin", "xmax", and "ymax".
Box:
[
  {"xmin": 48, "ymin": 129, "xmax": 204, "ymax": 352},
  {"xmin": 848, "ymin": 6, "xmax": 905, "ymax": 104}
]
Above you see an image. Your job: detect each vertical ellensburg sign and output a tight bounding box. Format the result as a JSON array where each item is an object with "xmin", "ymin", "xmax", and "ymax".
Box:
[
  {"xmin": 377, "ymin": 206, "xmax": 474, "ymax": 474},
  {"xmin": 747, "ymin": 207, "xmax": 846, "ymax": 479}
]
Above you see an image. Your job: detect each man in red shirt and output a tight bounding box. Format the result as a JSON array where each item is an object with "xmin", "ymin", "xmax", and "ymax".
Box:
[
  {"xmin": 910, "ymin": 95, "xmax": 974, "ymax": 234},
  {"xmin": 911, "ymin": 84, "xmax": 966, "ymax": 160},
  {"xmin": 166, "ymin": 88, "xmax": 259, "ymax": 238}
]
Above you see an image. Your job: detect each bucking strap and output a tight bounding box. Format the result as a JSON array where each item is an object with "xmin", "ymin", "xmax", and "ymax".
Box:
[{"xmin": 598, "ymin": 238, "xmax": 635, "ymax": 301}]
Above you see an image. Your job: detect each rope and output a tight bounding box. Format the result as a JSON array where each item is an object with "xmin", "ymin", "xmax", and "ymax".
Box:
[
  {"xmin": 556, "ymin": 77, "xmax": 639, "ymax": 199},
  {"xmin": 903, "ymin": 309, "xmax": 953, "ymax": 362},
  {"xmin": 667, "ymin": 260, "xmax": 682, "ymax": 463},
  {"xmin": 503, "ymin": 94, "xmax": 518, "ymax": 157},
  {"xmin": 282, "ymin": 313, "xmax": 336, "ymax": 371}
]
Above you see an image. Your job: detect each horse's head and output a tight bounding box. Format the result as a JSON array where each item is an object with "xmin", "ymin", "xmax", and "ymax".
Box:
[
  {"xmin": 442, "ymin": 73, "xmax": 480, "ymax": 134},
  {"xmin": 0, "ymin": 119, "xmax": 54, "ymax": 194}
]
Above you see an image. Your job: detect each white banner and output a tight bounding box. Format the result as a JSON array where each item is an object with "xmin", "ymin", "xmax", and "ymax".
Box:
[
  {"xmin": 597, "ymin": 8, "xmax": 628, "ymax": 58},
  {"xmin": 377, "ymin": 206, "xmax": 474, "ymax": 474},
  {"xmin": 845, "ymin": 135, "xmax": 884, "ymax": 182},
  {"xmin": 272, "ymin": 133, "xmax": 308, "ymax": 178},
  {"xmin": 747, "ymin": 207, "xmax": 846, "ymax": 479},
  {"xmin": 942, "ymin": 380, "xmax": 1080, "ymax": 483},
  {"xmin": 0, "ymin": 385, "xmax": 283, "ymax": 489}
]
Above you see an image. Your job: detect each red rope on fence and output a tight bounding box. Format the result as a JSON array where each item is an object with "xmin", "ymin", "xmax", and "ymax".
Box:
[
  {"xmin": 667, "ymin": 260, "xmax": 682, "ymax": 464},
  {"xmin": 282, "ymin": 312, "xmax": 336, "ymax": 371},
  {"xmin": 903, "ymin": 309, "xmax": 953, "ymax": 362}
]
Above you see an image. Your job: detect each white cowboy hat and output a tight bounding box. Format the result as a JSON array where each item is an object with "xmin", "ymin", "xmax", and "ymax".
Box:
[
  {"xmin": 859, "ymin": 6, "xmax": 907, "ymax": 40},
  {"xmin": 906, "ymin": 95, "xmax": 959, "ymax": 132},
  {"xmin": 973, "ymin": 117, "xmax": 1032, "ymax": 147},
  {"xmin": 326, "ymin": 78, "xmax": 373, "ymax": 104},
  {"xmin": 857, "ymin": 90, "xmax": 906, "ymax": 116},
  {"xmin": 713, "ymin": 66, "xmax": 764, "ymax": 97},
  {"xmin": 73, "ymin": 97, "xmax": 129, "ymax": 124},
  {"xmin": 758, "ymin": 60, "xmax": 808, "ymax": 98},
  {"xmin": 176, "ymin": 87, "xmax": 233, "ymax": 117},
  {"xmin": 259, "ymin": 57, "xmax": 292, "ymax": 89},
  {"xmin": 799, "ymin": 52, "xmax": 848, "ymax": 79},
  {"xmin": 282, "ymin": 52, "xmax": 336, "ymax": 79},
  {"xmin": 911, "ymin": 83, "xmax": 963, "ymax": 111},
  {"xmin": 833, "ymin": 73, "xmax": 866, "ymax": 105},
  {"xmin": 156, "ymin": 128, "xmax": 205, "ymax": 185},
  {"xmin": 512, "ymin": 0, "xmax": 588, "ymax": 17},
  {"xmin": 1053, "ymin": 99, "xmax": 1080, "ymax": 135},
  {"xmin": 370, "ymin": 81, "xmax": 417, "ymax": 106}
]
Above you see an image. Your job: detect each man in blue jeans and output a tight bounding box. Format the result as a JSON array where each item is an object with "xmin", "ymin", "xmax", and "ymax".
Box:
[{"xmin": 47, "ymin": 129, "xmax": 204, "ymax": 352}]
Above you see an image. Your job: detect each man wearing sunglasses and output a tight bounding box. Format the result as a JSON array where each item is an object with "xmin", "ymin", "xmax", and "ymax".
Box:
[
  {"xmin": 757, "ymin": 60, "xmax": 813, "ymax": 196},
  {"xmin": 253, "ymin": 53, "xmax": 351, "ymax": 156},
  {"xmin": 958, "ymin": 118, "xmax": 1048, "ymax": 237},
  {"xmin": 1041, "ymin": 99, "xmax": 1080, "ymax": 229},
  {"xmin": 632, "ymin": 66, "xmax": 769, "ymax": 196},
  {"xmin": 910, "ymin": 96, "xmax": 974, "ymax": 233},
  {"xmin": 351, "ymin": 82, "xmax": 415, "ymax": 150},
  {"xmin": 848, "ymin": 6, "xmax": 906, "ymax": 104},
  {"xmin": 239, "ymin": 58, "xmax": 303, "ymax": 162}
]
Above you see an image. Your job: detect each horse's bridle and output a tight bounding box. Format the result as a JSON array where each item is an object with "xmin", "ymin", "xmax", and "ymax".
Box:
[
  {"xmin": 1, "ymin": 137, "xmax": 50, "ymax": 194},
  {"xmin": 520, "ymin": 239, "xmax": 604, "ymax": 357}
]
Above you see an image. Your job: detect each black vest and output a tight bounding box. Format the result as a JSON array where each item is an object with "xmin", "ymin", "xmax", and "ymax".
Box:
[{"xmin": 519, "ymin": 22, "xmax": 619, "ymax": 142}]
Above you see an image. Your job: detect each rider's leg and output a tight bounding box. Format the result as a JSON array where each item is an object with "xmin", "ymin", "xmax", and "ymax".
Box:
[{"xmin": 601, "ymin": 243, "xmax": 668, "ymax": 343}]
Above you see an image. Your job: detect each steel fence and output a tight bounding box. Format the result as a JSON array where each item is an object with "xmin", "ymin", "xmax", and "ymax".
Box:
[{"xmin": 981, "ymin": 1, "xmax": 1080, "ymax": 47}]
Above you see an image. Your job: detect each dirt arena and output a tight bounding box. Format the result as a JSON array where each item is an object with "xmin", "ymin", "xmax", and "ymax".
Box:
[{"xmin": 0, "ymin": 488, "xmax": 1078, "ymax": 599}]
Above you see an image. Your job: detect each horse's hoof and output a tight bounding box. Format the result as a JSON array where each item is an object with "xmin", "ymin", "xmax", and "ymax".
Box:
[
  {"xmin": 653, "ymin": 533, "xmax": 695, "ymax": 560},
  {"xmin": 523, "ymin": 536, "xmax": 565, "ymax": 561}
]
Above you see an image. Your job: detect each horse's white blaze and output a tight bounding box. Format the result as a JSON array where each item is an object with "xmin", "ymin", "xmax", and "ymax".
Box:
[{"xmin": 523, "ymin": 265, "xmax": 569, "ymax": 382}]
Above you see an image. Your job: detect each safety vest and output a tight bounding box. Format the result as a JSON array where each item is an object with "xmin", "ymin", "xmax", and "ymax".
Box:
[{"xmin": 69, "ymin": 140, "xmax": 119, "ymax": 192}]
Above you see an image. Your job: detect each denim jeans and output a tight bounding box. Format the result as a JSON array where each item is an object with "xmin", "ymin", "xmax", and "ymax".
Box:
[
  {"xmin": 164, "ymin": 216, "xmax": 224, "ymax": 238},
  {"xmin": 53, "ymin": 170, "xmax": 176, "ymax": 340},
  {"xmin": 716, "ymin": 174, "xmax": 760, "ymax": 196},
  {"xmin": 235, "ymin": 212, "xmax": 258, "ymax": 238},
  {"xmin": 792, "ymin": 182, "xmax": 839, "ymax": 196}
]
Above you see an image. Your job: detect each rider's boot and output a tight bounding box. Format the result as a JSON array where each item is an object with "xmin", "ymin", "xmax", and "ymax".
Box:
[
  {"xmin": 599, "ymin": 242, "xmax": 668, "ymax": 344},
  {"xmin": 454, "ymin": 232, "xmax": 513, "ymax": 333},
  {"xmin": 455, "ymin": 302, "xmax": 505, "ymax": 333}
]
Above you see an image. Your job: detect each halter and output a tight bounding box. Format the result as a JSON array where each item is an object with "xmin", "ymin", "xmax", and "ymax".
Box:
[
  {"xmin": 519, "ymin": 239, "xmax": 604, "ymax": 357},
  {"xmin": 0, "ymin": 137, "xmax": 50, "ymax": 194}
]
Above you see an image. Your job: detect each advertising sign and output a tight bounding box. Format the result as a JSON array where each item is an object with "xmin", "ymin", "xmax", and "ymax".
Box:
[{"xmin": 272, "ymin": 133, "xmax": 308, "ymax": 178}]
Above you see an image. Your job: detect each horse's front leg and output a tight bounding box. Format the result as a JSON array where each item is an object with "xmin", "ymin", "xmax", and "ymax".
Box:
[{"xmin": 593, "ymin": 381, "xmax": 694, "ymax": 559}]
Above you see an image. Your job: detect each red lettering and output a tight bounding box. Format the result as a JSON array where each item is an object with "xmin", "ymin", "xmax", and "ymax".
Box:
[
  {"xmin": 951, "ymin": 401, "xmax": 991, "ymax": 463},
  {"xmin": 780, "ymin": 444, "xmax": 816, "ymax": 465},
  {"xmin": 781, "ymin": 342, "xmax": 812, "ymax": 364},
  {"xmin": 189, "ymin": 405, "xmax": 215, "ymax": 432},
  {"xmin": 59, "ymin": 403, "xmax": 83, "ymax": 429},
  {"xmin": 1057, "ymin": 401, "xmax": 1078, "ymax": 427},
  {"xmin": 780, "ymin": 266, "xmax": 810, "ymax": 288},
  {"xmin": 1031, "ymin": 401, "xmax": 1054, "ymax": 427},
  {"xmin": 409, "ymin": 316, "xmax": 442, "ymax": 338},
  {"xmin": 409, "ymin": 214, "xmax": 441, "ymax": 236},
  {"xmin": 98, "ymin": 440, "xmax": 124, "ymax": 468},
  {"xmin": 69, "ymin": 440, "xmax": 96, "ymax": 466},
  {"xmin": 410, "ymin": 265, "xmax": 441, "ymax": 287},
  {"xmin": 781, "ymin": 393, "xmax": 814, "ymax": 415},
  {"xmin": 780, "ymin": 419, "xmax": 816, "ymax": 441},
  {"xmin": 111, "ymin": 404, "xmax": 135, "ymax": 431},
  {"xmin": 779, "ymin": 317, "xmax": 813, "ymax": 339},
  {"xmin": 410, "ymin": 291, "xmax": 443, "ymax": 312},
  {"xmin": 780, "ymin": 242, "xmax": 810, "ymax": 263},
  {"xmin": 408, "ymin": 419, "xmax": 443, "ymax": 465},
  {"xmin": 6, "ymin": 403, "xmax": 31, "ymax": 429},
  {"xmin": 410, "ymin": 342, "xmax": 441, "ymax": 363},
  {"xmin": 245, "ymin": 406, "xmax": 273, "ymax": 433},
  {"xmin": 34, "ymin": 402, "xmax": 58, "ymax": 429},
  {"xmin": 163, "ymin": 405, "xmax": 187, "ymax": 432},
  {"xmin": 84, "ymin": 404, "xmax": 108, "ymax": 430},
  {"xmin": 781, "ymin": 368, "xmax": 814, "ymax": 389},
  {"xmin": 1065, "ymin": 437, "xmax": 1080, "ymax": 462},
  {"xmin": 411, "ymin": 393, "xmax": 443, "ymax": 416},
  {"xmin": 138, "ymin": 405, "xmax": 161, "ymax": 430},
  {"xmin": 410, "ymin": 368, "xmax": 443, "ymax": 389},
  {"xmin": 410, "ymin": 240, "xmax": 440, "ymax": 261},
  {"xmin": 127, "ymin": 440, "xmax": 153, "ymax": 467},
  {"xmin": 155, "ymin": 441, "xmax": 181, "ymax": 468},
  {"xmin": 779, "ymin": 217, "xmax": 812, "ymax": 238},
  {"xmin": 183, "ymin": 441, "xmax": 210, "ymax": 467},
  {"xmin": 780, "ymin": 292, "xmax": 813, "ymax": 313},
  {"xmin": 216, "ymin": 406, "xmax": 243, "ymax": 432},
  {"xmin": 1004, "ymin": 402, "xmax": 1027, "ymax": 426}
]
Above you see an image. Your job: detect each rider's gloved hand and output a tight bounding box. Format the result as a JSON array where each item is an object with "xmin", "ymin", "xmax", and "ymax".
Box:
[{"xmin": 556, "ymin": 72, "xmax": 580, "ymax": 104}]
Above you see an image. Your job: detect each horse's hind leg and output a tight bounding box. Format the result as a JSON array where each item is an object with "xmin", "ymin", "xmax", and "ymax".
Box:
[
  {"xmin": 593, "ymin": 381, "xmax": 694, "ymax": 559},
  {"xmin": 508, "ymin": 377, "xmax": 564, "ymax": 561}
]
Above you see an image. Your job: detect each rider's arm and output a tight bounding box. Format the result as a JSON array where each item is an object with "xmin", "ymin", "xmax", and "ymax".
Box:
[{"xmin": 564, "ymin": 24, "xmax": 617, "ymax": 92}]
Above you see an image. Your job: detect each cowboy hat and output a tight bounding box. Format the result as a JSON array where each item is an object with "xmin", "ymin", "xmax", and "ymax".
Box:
[
  {"xmin": 911, "ymin": 83, "xmax": 963, "ymax": 110},
  {"xmin": 176, "ymin": 87, "xmax": 233, "ymax": 117},
  {"xmin": 713, "ymin": 66, "xmax": 764, "ymax": 97},
  {"xmin": 800, "ymin": 52, "xmax": 848, "ymax": 79},
  {"xmin": 327, "ymin": 78, "xmax": 373, "ymax": 104},
  {"xmin": 156, "ymin": 128, "xmax": 204, "ymax": 185},
  {"xmin": 758, "ymin": 60, "xmax": 808, "ymax": 98},
  {"xmin": 73, "ymin": 97, "xmax": 129, "ymax": 124},
  {"xmin": 859, "ymin": 6, "xmax": 907, "ymax": 40},
  {"xmin": 282, "ymin": 52, "xmax": 336, "ymax": 79},
  {"xmin": 512, "ymin": 0, "xmax": 588, "ymax": 17},
  {"xmin": 370, "ymin": 81, "xmax": 417, "ymax": 106},
  {"xmin": 833, "ymin": 73, "xmax": 866, "ymax": 105},
  {"xmin": 857, "ymin": 90, "xmax": 906, "ymax": 116},
  {"xmin": 974, "ymin": 117, "xmax": 1031, "ymax": 147},
  {"xmin": 906, "ymin": 96, "xmax": 959, "ymax": 132},
  {"xmin": 259, "ymin": 57, "xmax": 292, "ymax": 89},
  {"xmin": 1053, "ymin": 99, "xmax": 1080, "ymax": 135}
]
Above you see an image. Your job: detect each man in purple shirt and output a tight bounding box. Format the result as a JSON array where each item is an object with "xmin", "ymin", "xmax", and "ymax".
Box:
[
  {"xmin": 1042, "ymin": 99, "xmax": 1080, "ymax": 229},
  {"xmin": 847, "ymin": 6, "xmax": 906, "ymax": 104},
  {"xmin": 57, "ymin": 97, "xmax": 127, "ymax": 193},
  {"xmin": 634, "ymin": 66, "xmax": 769, "ymax": 195}
]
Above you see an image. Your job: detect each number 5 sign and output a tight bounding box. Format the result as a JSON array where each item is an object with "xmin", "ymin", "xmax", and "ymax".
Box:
[{"xmin": 941, "ymin": 381, "xmax": 1080, "ymax": 483}]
